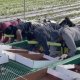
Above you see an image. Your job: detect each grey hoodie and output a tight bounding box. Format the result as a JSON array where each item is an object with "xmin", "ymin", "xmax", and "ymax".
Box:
[{"xmin": 60, "ymin": 25, "xmax": 80, "ymax": 57}]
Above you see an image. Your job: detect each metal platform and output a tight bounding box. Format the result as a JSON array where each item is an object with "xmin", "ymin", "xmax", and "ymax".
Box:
[{"xmin": 0, "ymin": 60, "xmax": 35, "ymax": 80}]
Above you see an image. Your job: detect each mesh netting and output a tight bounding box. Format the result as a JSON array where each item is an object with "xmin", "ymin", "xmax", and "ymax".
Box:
[{"xmin": 0, "ymin": 60, "xmax": 35, "ymax": 80}]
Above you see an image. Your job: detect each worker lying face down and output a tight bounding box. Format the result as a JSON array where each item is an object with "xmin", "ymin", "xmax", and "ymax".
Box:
[
  {"xmin": 0, "ymin": 19, "xmax": 22, "ymax": 43},
  {"xmin": 59, "ymin": 24, "xmax": 80, "ymax": 58},
  {"xmin": 58, "ymin": 17, "xmax": 80, "ymax": 58},
  {"xmin": 32, "ymin": 20, "xmax": 61, "ymax": 55},
  {"xmin": 3, "ymin": 22, "xmax": 32, "ymax": 43}
]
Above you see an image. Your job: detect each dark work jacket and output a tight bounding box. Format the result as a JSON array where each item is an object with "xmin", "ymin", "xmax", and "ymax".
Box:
[
  {"xmin": 33, "ymin": 23, "xmax": 60, "ymax": 55},
  {"xmin": 17, "ymin": 22, "xmax": 34, "ymax": 40}
]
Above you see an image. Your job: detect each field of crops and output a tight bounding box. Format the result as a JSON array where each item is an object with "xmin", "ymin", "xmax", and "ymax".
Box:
[
  {"xmin": 0, "ymin": 0, "xmax": 80, "ymax": 23},
  {"xmin": 0, "ymin": 0, "xmax": 79, "ymax": 15}
]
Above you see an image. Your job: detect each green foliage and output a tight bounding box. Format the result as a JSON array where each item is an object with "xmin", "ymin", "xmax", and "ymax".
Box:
[{"xmin": 0, "ymin": 0, "xmax": 78, "ymax": 16}]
